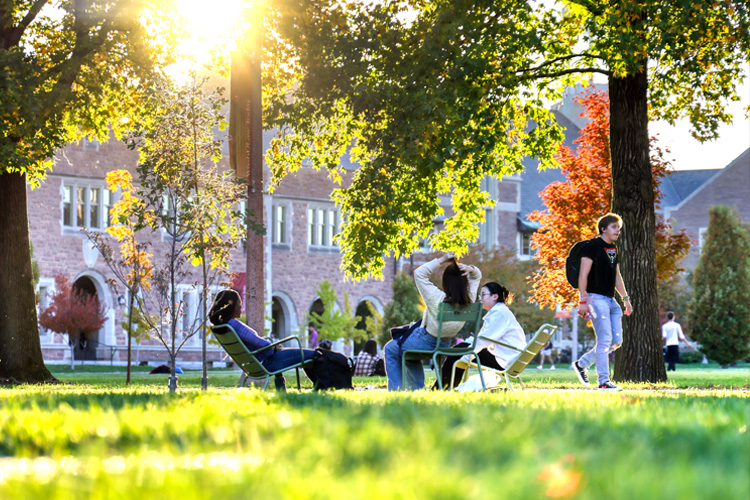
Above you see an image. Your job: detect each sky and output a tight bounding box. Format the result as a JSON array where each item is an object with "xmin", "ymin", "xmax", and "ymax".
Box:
[{"xmin": 649, "ymin": 73, "xmax": 750, "ymax": 171}]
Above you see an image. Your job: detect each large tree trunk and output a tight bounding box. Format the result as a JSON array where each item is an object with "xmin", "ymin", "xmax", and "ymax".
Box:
[
  {"xmin": 0, "ymin": 172, "xmax": 57, "ymax": 384},
  {"xmin": 609, "ymin": 67, "xmax": 667, "ymax": 383}
]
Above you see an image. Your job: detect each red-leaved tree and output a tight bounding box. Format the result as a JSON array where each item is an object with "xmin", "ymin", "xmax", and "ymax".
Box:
[
  {"xmin": 38, "ymin": 274, "xmax": 108, "ymax": 370},
  {"xmin": 528, "ymin": 90, "xmax": 690, "ymax": 310}
]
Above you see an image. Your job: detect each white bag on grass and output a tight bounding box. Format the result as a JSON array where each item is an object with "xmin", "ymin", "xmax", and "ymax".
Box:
[{"xmin": 455, "ymin": 371, "xmax": 500, "ymax": 392}]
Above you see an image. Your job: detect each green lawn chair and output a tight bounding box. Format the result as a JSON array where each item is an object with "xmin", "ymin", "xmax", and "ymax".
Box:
[
  {"xmin": 211, "ymin": 323, "xmax": 311, "ymax": 391},
  {"xmin": 452, "ymin": 323, "xmax": 558, "ymax": 391},
  {"xmin": 401, "ymin": 301, "xmax": 484, "ymax": 391}
]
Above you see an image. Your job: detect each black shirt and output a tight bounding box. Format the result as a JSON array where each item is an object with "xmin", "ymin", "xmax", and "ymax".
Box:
[{"xmin": 581, "ymin": 237, "xmax": 617, "ymax": 297}]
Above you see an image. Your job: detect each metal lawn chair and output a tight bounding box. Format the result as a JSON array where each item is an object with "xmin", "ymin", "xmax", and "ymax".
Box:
[
  {"xmin": 452, "ymin": 323, "xmax": 558, "ymax": 391},
  {"xmin": 211, "ymin": 323, "xmax": 311, "ymax": 391},
  {"xmin": 401, "ymin": 301, "xmax": 485, "ymax": 391}
]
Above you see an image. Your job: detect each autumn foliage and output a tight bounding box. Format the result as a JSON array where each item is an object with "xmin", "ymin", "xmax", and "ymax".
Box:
[
  {"xmin": 38, "ymin": 275, "xmax": 108, "ymax": 346},
  {"xmin": 529, "ymin": 91, "xmax": 690, "ymax": 309}
]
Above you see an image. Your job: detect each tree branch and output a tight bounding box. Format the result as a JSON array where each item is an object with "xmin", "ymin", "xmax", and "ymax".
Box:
[
  {"xmin": 516, "ymin": 53, "xmax": 607, "ymax": 75},
  {"xmin": 518, "ymin": 67, "xmax": 612, "ymax": 81},
  {"xmin": 0, "ymin": 0, "xmax": 47, "ymax": 48}
]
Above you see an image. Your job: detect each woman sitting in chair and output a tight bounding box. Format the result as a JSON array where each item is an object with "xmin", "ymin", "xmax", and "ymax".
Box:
[
  {"xmin": 433, "ymin": 282, "xmax": 526, "ymax": 390},
  {"xmin": 209, "ymin": 289, "xmax": 317, "ymax": 389},
  {"xmin": 384, "ymin": 252, "xmax": 481, "ymax": 391}
]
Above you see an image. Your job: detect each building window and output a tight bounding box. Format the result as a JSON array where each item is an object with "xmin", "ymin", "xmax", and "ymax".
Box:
[
  {"xmin": 698, "ymin": 227, "xmax": 707, "ymax": 253},
  {"xmin": 518, "ymin": 231, "xmax": 533, "ymax": 258},
  {"xmin": 308, "ymin": 206, "xmax": 340, "ymax": 248},
  {"xmin": 61, "ymin": 181, "xmax": 115, "ymax": 232},
  {"xmin": 174, "ymin": 285, "xmax": 222, "ymax": 345},
  {"xmin": 478, "ymin": 209, "xmax": 496, "ymax": 247},
  {"xmin": 272, "ymin": 204, "xmax": 289, "ymax": 244},
  {"xmin": 82, "ymin": 138, "xmax": 100, "ymax": 151}
]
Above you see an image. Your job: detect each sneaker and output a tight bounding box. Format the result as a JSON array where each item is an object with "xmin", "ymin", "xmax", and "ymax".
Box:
[
  {"xmin": 550, "ymin": 366, "xmax": 556, "ymax": 370},
  {"xmin": 598, "ymin": 381, "xmax": 622, "ymax": 391},
  {"xmin": 573, "ymin": 361, "xmax": 590, "ymax": 387},
  {"xmin": 537, "ymin": 365, "xmax": 543, "ymax": 369}
]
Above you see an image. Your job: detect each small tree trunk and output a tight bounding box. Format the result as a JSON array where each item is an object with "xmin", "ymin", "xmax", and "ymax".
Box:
[
  {"xmin": 126, "ymin": 293, "xmax": 134, "ymax": 385},
  {"xmin": 201, "ymin": 248, "xmax": 208, "ymax": 390},
  {"xmin": 0, "ymin": 172, "xmax": 57, "ymax": 384},
  {"xmin": 609, "ymin": 64, "xmax": 667, "ymax": 383},
  {"xmin": 69, "ymin": 339, "xmax": 75, "ymax": 370},
  {"xmin": 168, "ymin": 352, "xmax": 178, "ymax": 393}
]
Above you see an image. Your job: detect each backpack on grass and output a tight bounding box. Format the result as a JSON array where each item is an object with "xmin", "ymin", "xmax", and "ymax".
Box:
[
  {"xmin": 565, "ymin": 238, "xmax": 596, "ymax": 289},
  {"xmin": 312, "ymin": 348, "xmax": 354, "ymax": 390}
]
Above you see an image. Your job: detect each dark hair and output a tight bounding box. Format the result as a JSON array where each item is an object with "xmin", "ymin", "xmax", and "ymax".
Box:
[
  {"xmin": 483, "ymin": 282, "xmax": 514, "ymax": 305},
  {"xmin": 209, "ymin": 289, "xmax": 241, "ymax": 325},
  {"xmin": 442, "ymin": 261, "xmax": 471, "ymax": 305},
  {"xmin": 363, "ymin": 339, "xmax": 378, "ymax": 356},
  {"xmin": 667, "ymin": 311, "xmax": 675, "ymax": 320},
  {"xmin": 597, "ymin": 213, "xmax": 623, "ymax": 234}
]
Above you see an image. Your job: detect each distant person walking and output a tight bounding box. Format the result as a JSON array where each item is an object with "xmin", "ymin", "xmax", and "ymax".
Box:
[
  {"xmin": 538, "ymin": 341, "xmax": 556, "ymax": 370},
  {"xmin": 662, "ymin": 312, "xmax": 692, "ymax": 372},
  {"xmin": 308, "ymin": 325, "xmax": 319, "ymax": 349},
  {"xmin": 573, "ymin": 213, "xmax": 633, "ymax": 391}
]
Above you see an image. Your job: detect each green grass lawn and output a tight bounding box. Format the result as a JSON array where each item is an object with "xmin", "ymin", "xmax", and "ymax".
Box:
[{"xmin": 0, "ymin": 364, "xmax": 747, "ymax": 499}]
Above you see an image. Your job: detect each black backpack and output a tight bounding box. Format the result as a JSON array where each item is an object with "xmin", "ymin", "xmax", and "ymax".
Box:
[
  {"xmin": 312, "ymin": 348, "xmax": 354, "ymax": 390},
  {"xmin": 565, "ymin": 238, "xmax": 595, "ymax": 289}
]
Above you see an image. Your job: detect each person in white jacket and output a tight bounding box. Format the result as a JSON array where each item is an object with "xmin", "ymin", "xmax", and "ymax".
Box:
[
  {"xmin": 384, "ymin": 252, "xmax": 481, "ymax": 390},
  {"xmin": 433, "ymin": 281, "xmax": 526, "ymax": 390}
]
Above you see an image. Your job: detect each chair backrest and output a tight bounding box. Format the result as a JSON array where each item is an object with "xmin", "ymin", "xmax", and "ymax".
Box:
[
  {"xmin": 436, "ymin": 301, "xmax": 484, "ymax": 345},
  {"xmin": 504, "ymin": 323, "xmax": 558, "ymax": 376},
  {"xmin": 211, "ymin": 324, "xmax": 269, "ymax": 378}
]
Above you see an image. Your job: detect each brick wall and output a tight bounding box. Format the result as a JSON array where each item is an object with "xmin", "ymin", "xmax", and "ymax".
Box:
[
  {"xmin": 29, "ymin": 137, "xmax": 394, "ymax": 363},
  {"xmin": 667, "ymin": 152, "xmax": 750, "ymax": 270}
]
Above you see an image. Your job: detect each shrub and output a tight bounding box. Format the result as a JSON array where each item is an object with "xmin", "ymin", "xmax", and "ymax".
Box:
[
  {"xmin": 679, "ymin": 350, "xmax": 703, "ymax": 364},
  {"xmin": 687, "ymin": 206, "xmax": 750, "ymax": 366}
]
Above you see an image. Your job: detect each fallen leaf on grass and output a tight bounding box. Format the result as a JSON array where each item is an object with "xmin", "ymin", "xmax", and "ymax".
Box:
[{"xmin": 537, "ymin": 455, "xmax": 585, "ymax": 498}]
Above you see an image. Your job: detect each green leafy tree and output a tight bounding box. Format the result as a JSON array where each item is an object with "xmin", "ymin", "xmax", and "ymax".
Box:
[
  {"xmin": 309, "ymin": 280, "xmax": 364, "ymax": 344},
  {"xmin": 380, "ymin": 272, "xmax": 423, "ymax": 347},
  {"xmin": 361, "ymin": 302, "xmax": 384, "ymax": 347},
  {"xmin": 125, "ymin": 77, "xmax": 247, "ymax": 393},
  {"xmin": 121, "ymin": 302, "xmax": 158, "ymax": 366},
  {"xmin": 0, "ymin": 0, "xmax": 175, "ymax": 384},
  {"xmin": 687, "ymin": 206, "xmax": 750, "ymax": 366},
  {"xmin": 264, "ymin": 0, "xmax": 749, "ymax": 382}
]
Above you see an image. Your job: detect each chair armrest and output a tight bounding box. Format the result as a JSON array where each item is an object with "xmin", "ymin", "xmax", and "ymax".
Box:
[
  {"xmin": 478, "ymin": 335, "xmax": 524, "ymax": 352},
  {"xmin": 249, "ymin": 335, "xmax": 303, "ymax": 355}
]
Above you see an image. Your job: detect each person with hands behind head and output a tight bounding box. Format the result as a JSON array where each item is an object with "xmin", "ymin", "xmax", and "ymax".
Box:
[
  {"xmin": 573, "ymin": 213, "xmax": 632, "ymax": 391},
  {"xmin": 384, "ymin": 252, "xmax": 481, "ymax": 390}
]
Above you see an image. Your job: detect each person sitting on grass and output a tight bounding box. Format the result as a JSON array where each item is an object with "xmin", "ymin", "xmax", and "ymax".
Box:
[
  {"xmin": 209, "ymin": 289, "xmax": 316, "ymax": 389},
  {"xmin": 433, "ymin": 282, "xmax": 526, "ymax": 390},
  {"xmin": 354, "ymin": 339, "xmax": 382, "ymax": 377},
  {"xmin": 384, "ymin": 252, "xmax": 481, "ymax": 391}
]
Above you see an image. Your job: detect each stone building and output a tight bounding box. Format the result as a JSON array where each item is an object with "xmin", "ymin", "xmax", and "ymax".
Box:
[
  {"xmin": 28, "ymin": 85, "xmax": 748, "ymax": 366},
  {"xmin": 29, "ymin": 132, "xmax": 396, "ymax": 365}
]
